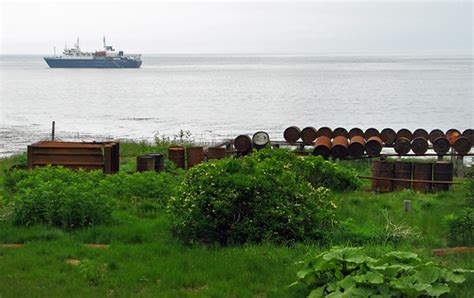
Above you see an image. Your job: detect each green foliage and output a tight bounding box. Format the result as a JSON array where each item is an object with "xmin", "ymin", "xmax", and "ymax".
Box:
[
  {"xmin": 168, "ymin": 149, "xmax": 341, "ymax": 245},
  {"xmin": 444, "ymin": 208, "xmax": 474, "ymax": 246},
  {"xmin": 466, "ymin": 167, "xmax": 474, "ymax": 207},
  {"xmin": 79, "ymin": 259, "xmax": 108, "ymax": 286},
  {"xmin": 292, "ymin": 247, "xmax": 474, "ymax": 297}
]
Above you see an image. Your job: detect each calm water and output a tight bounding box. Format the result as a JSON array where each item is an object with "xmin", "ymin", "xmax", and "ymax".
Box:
[{"xmin": 1, "ymin": 55, "xmax": 473, "ymax": 156}]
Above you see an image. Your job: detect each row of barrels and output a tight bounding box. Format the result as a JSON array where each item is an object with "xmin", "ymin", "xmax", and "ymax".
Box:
[
  {"xmin": 372, "ymin": 160, "xmax": 453, "ymax": 193},
  {"xmin": 167, "ymin": 146, "xmax": 227, "ymax": 169}
]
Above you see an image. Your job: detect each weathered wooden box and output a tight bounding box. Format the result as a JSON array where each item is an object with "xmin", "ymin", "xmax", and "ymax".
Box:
[{"xmin": 27, "ymin": 141, "xmax": 119, "ymax": 174}]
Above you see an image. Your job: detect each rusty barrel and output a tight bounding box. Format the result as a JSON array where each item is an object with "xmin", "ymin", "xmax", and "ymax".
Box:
[
  {"xmin": 283, "ymin": 126, "xmax": 301, "ymax": 143},
  {"xmin": 433, "ymin": 137, "xmax": 450, "ymax": 155},
  {"xmin": 252, "ymin": 131, "xmax": 270, "ymax": 149},
  {"xmin": 365, "ymin": 136, "xmax": 383, "ymax": 157},
  {"xmin": 168, "ymin": 146, "xmax": 185, "ymax": 169},
  {"xmin": 433, "ymin": 161, "xmax": 453, "ymax": 192},
  {"xmin": 372, "ymin": 160, "xmax": 393, "ymax": 193},
  {"xmin": 412, "ymin": 162, "xmax": 432, "ymax": 193},
  {"xmin": 301, "ymin": 127, "xmax": 318, "ymax": 145},
  {"xmin": 432, "ymin": 161, "xmax": 453, "ymax": 192},
  {"xmin": 462, "ymin": 129, "xmax": 474, "ymax": 144},
  {"xmin": 234, "ymin": 135, "xmax": 253, "ymax": 153},
  {"xmin": 413, "ymin": 128, "xmax": 429, "ymax": 140},
  {"xmin": 187, "ymin": 146, "xmax": 204, "ymax": 168},
  {"xmin": 380, "ymin": 128, "xmax": 396, "ymax": 145},
  {"xmin": 316, "ymin": 127, "xmax": 333, "ymax": 138},
  {"xmin": 394, "ymin": 137, "xmax": 411, "ymax": 155},
  {"xmin": 348, "ymin": 135, "xmax": 366, "ymax": 158},
  {"xmin": 429, "ymin": 129, "xmax": 445, "ymax": 144},
  {"xmin": 348, "ymin": 127, "xmax": 364, "ymax": 139},
  {"xmin": 364, "ymin": 128, "xmax": 380, "ymax": 140},
  {"xmin": 137, "ymin": 155, "xmax": 155, "ymax": 172},
  {"xmin": 411, "ymin": 137, "xmax": 429, "ymax": 155},
  {"xmin": 146, "ymin": 153, "xmax": 164, "ymax": 172},
  {"xmin": 207, "ymin": 147, "xmax": 226, "ymax": 160},
  {"xmin": 446, "ymin": 128, "xmax": 461, "ymax": 145},
  {"xmin": 331, "ymin": 136, "xmax": 348, "ymax": 159},
  {"xmin": 453, "ymin": 136, "xmax": 472, "ymax": 155},
  {"xmin": 396, "ymin": 128, "xmax": 413, "ymax": 141},
  {"xmin": 332, "ymin": 127, "xmax": 349, "ymax": 138},
  {"xmin": 313, "ymin": 136, "xmax": 331, "ymax": 159},
  {"xmin": 393, "ymin": 161, "xmax": 412, "ymax": 191}
]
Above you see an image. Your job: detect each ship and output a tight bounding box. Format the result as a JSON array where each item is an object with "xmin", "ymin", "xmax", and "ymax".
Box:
[{"xmin": 44, "ymin": 37, "xmax": 142, "ymax": 68}]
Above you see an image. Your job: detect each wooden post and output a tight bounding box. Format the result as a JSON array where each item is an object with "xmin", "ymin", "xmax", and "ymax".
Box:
[
  {"xmin": 27, "ymin": 145, "xmax": 33, "ymax": 169},
  {"xmin": 51, "ymin": 121, "xmax": 55, "ymax": 141},
  {"xmin": 104, "ymin": 147, "xmax": 112, "ymax": 174},
  {"xmin": 404, "ymin": 200, "xmax": 412, "ymax": 213}
]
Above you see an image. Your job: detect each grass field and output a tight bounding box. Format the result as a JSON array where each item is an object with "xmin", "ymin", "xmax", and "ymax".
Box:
[{"xmin": 0, "ymin": 142, "xmax": 473, "ymax": 297}]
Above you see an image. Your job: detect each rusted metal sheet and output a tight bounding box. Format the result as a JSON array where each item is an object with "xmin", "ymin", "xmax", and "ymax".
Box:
[
  {"xmin": 301, "ymin": 127, "xmax": 317, "ymax": 145},
  {"xmin": 27, "ymin": 141, "xmax": 119, "ymax": 173},
  {"xmin": 283, "ymin": 126, "xmax": 301, "ymax": 143},
  {"xmin": 432, "ymin": 161, "xmax": 453, "ymax": 192},
  {"xmin": 393, "ymin": 161, "xmax": 412, "ymax": 191},
  {"xmin": 413, "ymin": 163, "xmax": 433, "ymax": 193},
  {"xmin": 371, "ymin": 160, "xmax": 393, "ymax": 192},
  {"xmin": 380, "ymin": 128, "xmax": 396, "ymax": 145},
  {"xmin": 207, "ymin": 147, "xmax": 226, "ymax": 160},
  {"xmin": 168, "ymin": 146, "xmax": 185, "ymax": 168},
  {"xmin": 187, "ymin": 146, "xmax": 205, "ymax": 168}
]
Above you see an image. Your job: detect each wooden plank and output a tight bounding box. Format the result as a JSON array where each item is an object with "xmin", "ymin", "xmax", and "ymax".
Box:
[
  {"xmin": 27, "ymin": 145, "xmax": 33, "ymax": 169},
  {"xmin": 358, "ymin": 175, "xmax": 461, "ymax": 184},
  {"xmin": 33, "ymin": 161, "xmax": 104, "ymax": 166},
  {"xmin": 32, "ymin": 148, "xmax": 103, "ymax": 155},
  {"xmin": 104, "ymin": 147, "xmax": 112, "ymax": 174},
  {"xmin": 33, "ymin": 154, "xmax": 104, "ymax": 164}
]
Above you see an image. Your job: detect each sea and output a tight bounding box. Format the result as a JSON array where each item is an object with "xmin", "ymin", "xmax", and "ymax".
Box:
[{"xmin": 1, "ymin": 55, "xmax": 473, "ymax": 157}]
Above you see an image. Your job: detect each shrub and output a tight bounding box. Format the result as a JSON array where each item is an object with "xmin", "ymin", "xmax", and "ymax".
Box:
[
  {"xmin": 444, "ymin": 208, "xmax": 474, "ymax": 246},
  {"xmin": 292, "ymin": 247, "xmax": 474, "ymax": 297},
  {"xmin": 168, "ymin": 150, "xmax": 339, "ymax": 245}
]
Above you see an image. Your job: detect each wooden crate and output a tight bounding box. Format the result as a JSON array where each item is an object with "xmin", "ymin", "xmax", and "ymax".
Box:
[{"xmin": 27, "ymin": 141, "xmax": 119, "ymax": 174}]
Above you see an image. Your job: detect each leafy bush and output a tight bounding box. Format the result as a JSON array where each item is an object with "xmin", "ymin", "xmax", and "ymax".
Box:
[
  {"xmin": 292, "ymin": 247, "xmax": 473, "ymax": 297},
  {"xmin": 168, "ymin": 149, "xmax": 340, "ymax": 245},
  {"xmin": 444, "ymin": 208, "xmax": 474, "ymax": 246}
]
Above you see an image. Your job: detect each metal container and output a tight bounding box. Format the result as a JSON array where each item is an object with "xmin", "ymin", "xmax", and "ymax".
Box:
[
  {"xmin": 348, "ymin": 135, "xmax": 366, "ymax": 158},
  {"xmin": 413, "ymin": 162, "xmax": 433, "ymax": 193},
  {"xmin": 462, "ymin": 129, "xmax": 474, "ymax": 144},
  {"xmin": 380, "ymin": 128, "xmax": 396, "ymax": 145},
  {"xmin": 372, "ymin": 160, "xmax": 393, "ymax": 192},
  {"xmin": 411, "ymin": 137, "xmax": 429, "ymax": 155},
  {"xmin": 331, "ymin": 136, "xmax": 348, "ymax": 159},
  {"xmin": 187, "ymin": 146, "xmax": 204, "ymax": 168},
  {"xmin": 27, "ymin": 141, "xmax": 119, "ymax": 174},
  {"xmin": 393, "ymin": 161, "xmax": 412, "ymax": 191},
  {"xmin": 433, "ymin": 137, "xmax": 450, "ymax": 155},
  {"xmin": 313, "ymin": 136, "xmax": 331, "ymax": 159},
  {"xmin": 168, "ymin": 146, "xmax": 185, "ymax": 169},
  {"xmin": 429, "ymin": 129, "xmax": 445, "ymax": 144},
  {"xmin": 207, "ymin": 147, "xmax": 226, "ymax": 160},
  {"xmin": 283, "ymin": 126, "xmax": 301, "ymax": 143},
  {"xmin": 234, "ymin": 135, "xmax": 253, "ymax": 153},
  {"xmin": 301, "ymin": 127, "xmax": 318, "ymax": 145},
  {"xmin": 252, "ymin": 131, "xmax": 270, "ymax": 149},
  {"xmin": 446, "ymin": 128, "xmax": 461, "ymax": 145},
  {"xmin": 396, "ymin": 128, "xmax": 413, "ymax": 141},
  {"xmin": 433, "ymin": 161, "xmax": 453, "ymax": 192},
  {"xmin": 145, "ymin": 153, "xmax": 164, "ymax": 172},
  {"xmin": 348, "ymin": 127, "xmax": 364, "ymax": 139},
  {"xmin": 364, "ymin": 128, "xmax": 380, "ymax": 140},
  {"xmin": 316, "ymin": 127, "xmax": 333, "ymax": 138},
  {"xmin": 413, "ymin": 128, "xmax": 429, "ymax": 140},
  {"xmin": 332, "ymin": 127, "xmax": 349, "ymax": 138},
  {"xmin": 394, "ymin": 137, "xmax": 411, "ymax": 155},
  {"xmin": 137, "ymin": 155, "xmax": 155, "ymax": 172},
  {"xmin": 365, "ymin": 136, "xmax": 383, "ymax": 157},
  {"xmin": 453, "ymin": 136, "xmax": 472, "ymax": 155}
]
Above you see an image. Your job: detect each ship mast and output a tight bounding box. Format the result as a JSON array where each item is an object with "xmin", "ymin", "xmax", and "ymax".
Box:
[{"xmin": 103, "ymin": 35, "xmax": 106, "ymax": 49}]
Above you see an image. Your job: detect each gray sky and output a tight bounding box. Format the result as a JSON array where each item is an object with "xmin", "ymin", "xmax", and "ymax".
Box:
[{"xmin": 1, "ymin": 1, "xmax": 472, "ymax": 55}]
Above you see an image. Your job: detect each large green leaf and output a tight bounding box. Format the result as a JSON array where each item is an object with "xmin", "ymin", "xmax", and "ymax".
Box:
[
  {"xmin": 425, "ymin": 283, "xmax": 450, "ymax": 297},
  {"xmin": 414, "ymin": 267, "xmax": 442, "ymax": 284}
]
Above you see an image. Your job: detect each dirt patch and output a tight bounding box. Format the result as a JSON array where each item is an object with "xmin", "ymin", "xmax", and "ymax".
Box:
[
  {"xmin": 432, "ymin": 247, "xmax": 474, "ymax": 256},
  {"xmin": 83, "ymin": 244, "xmax": 110, "ymax": 249},
  {"xmin": 65, "ymin": 259, "xmax": 81, "ymax": 265},
  {"xmin": 0, "ymin": 244, "xmax": 23, "ymax": 248}
]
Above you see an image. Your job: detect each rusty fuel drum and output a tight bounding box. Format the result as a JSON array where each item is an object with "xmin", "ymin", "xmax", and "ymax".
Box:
[
  {"xmin": 252, "ymin": 131, "xmax": 270, "ymax": 149},
  {"xmin": 332, "ymin": 127, "xmax": 349, "ymax": 138},
  {"xmin": 446, "ymin": 128, "xmax": 461, "ymax": 145},
  {"xmin": 348, "ymin": 127, "xmax": 364, "ymax": 139},
  {"xmin": 411, "ymin": 137, "xmax": 429, "ymax": 155},
  {"xmin": 143, "ymin": 153, "xmax": 164, "ymax": 172},
  {"xmin": 412, "ymin": 162, "xmax": 433, "ymax": 193},
  {"xmin": 234, "ymin": 135, "xmax": 253, "ymax": 153},
  {"xmin": 462, "ymin": 129, "xmax": 474, "ymax": 144},
  {"xmin": 187, "ymin": 146, "xmax": 204, "ymax": 168},
  {"xmin": 365, "ymin": 136, "xmax": 383, "ymax": 157},
  {"xmin": 283, "ymin": 126, "xmax": 301, "ymax": 143},
  {"xmin": 313, "ymin": 136, "xmax": 331, "ymax": 159},
  {"xmin": 301, "ymin": 127, "xmax": 318, "ymax": 145},
  {"xmin": 393, "ymin": 161, "xmax": 412, "ymax": 191},
  {"xmin": 413, "ymin": 128, "xmax": 429, "ymax": 140},
  {"xmin": 433, "ymin": 161, "xmax": 453, "ymax": 192},
  {"xmin": 371, "ymin": 160, "xmax": 393, "ymax": 193},
  {"xmin": 429, "ymin": 129, "xmax": 445, "ymax": 144},
  {"xmin": 207, "ymin": 147, "xmax": 226, "ymax": 160},
  {"xmin": 380, "ymin": 128, "xmax": 397, "ymax": 145},
  {"xmin": 394, "ymin": 137, "xmax": 411, "ymax": 155},
  {"xmin": 168, "ymin": 146, "xmax": 185, "ymax": 169},
  {"xmin": 136, "ymin": 155, "xmax": 155, "ymax": 172},
  {"xmin": 348, "ymin": 135, "xmax": 366, "ymax": 158},
  {"xmin": 433, "ymin": 137, "xmax": 451, "ymax": 155},
  {"xmin": 396, "ymin": 128, "xmax": 413, "ymax": 141},
  {"xmin": 331, "ymin": 136, "xmax": 348, "ymax": 159},
  {"xmin": 364, "ymin": 128, "xmax": 380, "ymax": 140},
  {"xmin": 453, "ymin": 136, "xmax": 472, "ymax": 155},
  {"xmin": 316, "ymin": 127, "xmax": 333, "ymax": 138}
]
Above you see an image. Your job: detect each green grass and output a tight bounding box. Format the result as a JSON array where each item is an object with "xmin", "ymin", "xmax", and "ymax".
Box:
[{"xmin": 0, "ymin": 142, "xmax": 473, "ymax": 297}]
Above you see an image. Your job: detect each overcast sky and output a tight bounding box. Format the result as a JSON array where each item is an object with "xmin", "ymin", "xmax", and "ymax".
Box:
[{"xmin": 0, "ymin": 1, "xmax": 472, "ymax": 55}]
